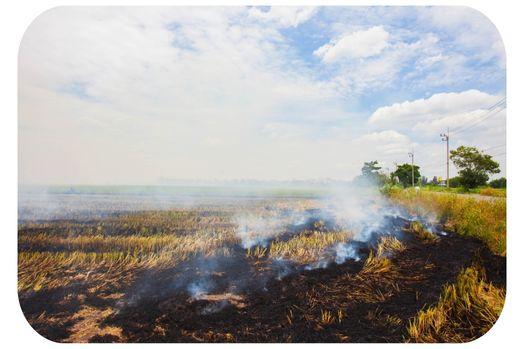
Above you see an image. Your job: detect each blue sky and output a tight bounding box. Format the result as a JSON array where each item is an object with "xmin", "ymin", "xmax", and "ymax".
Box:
[{"xmin": 19, "ymin": 6, "xmax": 506, "ymax": 184}]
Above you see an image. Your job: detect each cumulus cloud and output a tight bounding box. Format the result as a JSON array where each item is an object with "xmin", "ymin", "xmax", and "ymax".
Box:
[
  {"xmin": 356, "ymin": 130, "xmax": 413, "ymax": 156},
  {"xmin": 314, "ymin": 26, "xmax": 390, "ymax": 63},
  {"xmin": 368, "ymin": 90, "xmax": 501, "ymax": 128}
]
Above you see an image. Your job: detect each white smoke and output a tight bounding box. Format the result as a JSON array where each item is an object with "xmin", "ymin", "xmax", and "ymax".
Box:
[
  {"xmin": 233, "ymin": 209, "xmax": 312, "ymax": 248},
  {"xmin": 231, "ymin": 182, "xmax": 417, "ymax": 270},
  {"xmin": 334, "ymin": 243, "xmax": 360, "ymax": 264}
]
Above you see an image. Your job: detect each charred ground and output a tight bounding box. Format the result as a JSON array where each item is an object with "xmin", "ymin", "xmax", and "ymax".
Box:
[
  {"xmin": 93, "ymin": 233, "xmax": 503, "ymax": 342},
  {"xmin": 18, "ymin": 195, "xmax": 506, "ymax": 343}
]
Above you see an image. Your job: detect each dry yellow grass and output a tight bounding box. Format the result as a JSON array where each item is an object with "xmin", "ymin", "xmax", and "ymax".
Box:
[
  {"xmin": 388, "ymin": 188, "xmax": 506, "ymax": 255},
  {"xmin": 478, "ymin": 187, "xmax": 506, "ymax": 198},
  {"xmin": 407, "ymin": 266, "xmax": 505, "ymax": 342},
  {"xmin": 376, "ymin": 235, "xmax": 406, "ymax": 255},
  {"xmin": 406, "ymin": 221, "xmax": 438, "ymax": 244},
  {"xmin": 268, "ymin": 231, "xmax": 353, "ymax": 264},
  {"xmin": 361, "ymin": 236, "xmax": 405, "ymax": 274},
  {"xmin": 361, "ymin": 250, "xmax": 392, "ymax": 274},
  {"xmin": 246, "ymin": 245, "xmax": 268, "ymax": 259},
  {"xmin": 18, "ymin": 230, "xmax": 235, "ymax": 293}
]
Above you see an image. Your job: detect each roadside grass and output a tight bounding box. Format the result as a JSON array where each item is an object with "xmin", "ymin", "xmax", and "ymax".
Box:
[
  {"xmin": 420, "ymin": 185, "xmax": 506, "ymax": 198},
  {"xmin": 478, "ymin": 187, "xmax": 506, "ymax": 197},
  {"xmin": 386, "ymin": 188, "xmax": 506, "ymax": 255},
  {"xmin": 406, "ymin": 266, "xmax": 505, "ymax": 342}
]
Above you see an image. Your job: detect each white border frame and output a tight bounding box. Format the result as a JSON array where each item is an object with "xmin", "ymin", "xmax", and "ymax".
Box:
[{"xmin": 2, "ymin": 1, "xmax": 521, "ymax": 347}]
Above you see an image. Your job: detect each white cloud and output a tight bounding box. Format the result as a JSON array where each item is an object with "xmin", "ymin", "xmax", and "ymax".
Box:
[
  {"xmin": 356, "ymin": 130, "xmax": 413, "ymax": 156},
  {"xmin": 369, "ymin": 90, "xmax": 501, "ymax": 128},
  {"xmin": 419, "ymin": 7, "xmax": 505, "ymax": 67},
  {"xmin": 314, "ymin": 26, "xmax": 390, "ymax": 63},
  {"xmin": 248, "ymin": 6, "xmax": 317, "ymax": 28},
  {"xmin": 316, "ymin": 31, "xmax": 442, "ymax": 95},
  {"xmin": 18, "ymin": 7, "xmax": 358, "ymax": 184}
]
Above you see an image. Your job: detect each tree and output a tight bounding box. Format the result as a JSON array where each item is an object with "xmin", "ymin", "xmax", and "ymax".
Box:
[
  {"xmin": 356, "ymin": 160, "xmax": 385, "ymax": 185},
  {"xmin": 489, "ymin": 177, "xmax": 506, "ymax": 188},
  {"xmin": 355, "ymin": 160, "xmax": 389, "ymax": 186},
  {"xmin": 449, "ymin": 176, "xmax": 462, "ymax": 188},
  {"xmin": 361, "ymin": 160, "xmax": 381, "ymax": 177},
  {"xmin": 450, "ymin": 146, "xmax": 500, "ymax": 189},
  {"xmin": 392, "ymin": 163, "xmax": 421, "ymax": 188}
]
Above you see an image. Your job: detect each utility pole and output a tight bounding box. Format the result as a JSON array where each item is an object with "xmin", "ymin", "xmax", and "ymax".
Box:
[
  {"xmin": 440, "ymin": 128, "xmax": 450, "ymax": 188},
  {"xmin": 408, "ymin": 151, "xmax": 414, "ymax": 187}
]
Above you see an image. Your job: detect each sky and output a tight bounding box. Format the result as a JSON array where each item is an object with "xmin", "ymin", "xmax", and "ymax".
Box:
[{"xmin": 18, "ymin": 6, "xmax": 506, "ymax": 185}]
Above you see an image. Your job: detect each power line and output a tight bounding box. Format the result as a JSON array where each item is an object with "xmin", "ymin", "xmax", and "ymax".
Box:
[
  {"xmin": 451, "ymin": 97, "xmax": 506, "ymax": 134},
  {"xmin": 451, "ymin": 97, "xmax": 506, "ymax": 136},
  {"xmin": 482, "ymin": 144, "xmax": 506, "ymax": 152},
  {"xmin": 452, "ymin": 107, "xmax": 505, "ymax": 137}
]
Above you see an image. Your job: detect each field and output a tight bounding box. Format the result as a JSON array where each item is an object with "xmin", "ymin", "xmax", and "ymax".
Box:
[{"xmin": 18, "ymin": 187, "xmax": 505, "ymax": 343}]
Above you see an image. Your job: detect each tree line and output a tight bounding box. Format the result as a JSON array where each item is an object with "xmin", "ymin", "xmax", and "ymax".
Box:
[{"xmin": 355, "ymin": 145, "xmax": 505, "ymax": 190}]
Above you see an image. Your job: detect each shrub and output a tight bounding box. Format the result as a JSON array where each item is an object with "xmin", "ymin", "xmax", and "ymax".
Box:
[{"xmin": 489, "ymin": 177, "xmax": 506, "ymax": 189}]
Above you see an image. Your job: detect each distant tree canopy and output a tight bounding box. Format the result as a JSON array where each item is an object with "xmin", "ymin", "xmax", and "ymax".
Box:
[
  {"xmin": 489, "ymin": 177, "xmax": 506, "ymax": 188},
  {"xmin": 450, "ymin": 146, "xmax": 500, "ymax": 189},
  {"xmin": 361, "ymin": 160, "xmax": 381, "ymax": 177},
  {"xmin": 392, "ymin": 163, "xmax": 421, "ymax": 188},
  {"xmin": 355, "ymin": 160, "xmax": 389, "ymax": 186}
]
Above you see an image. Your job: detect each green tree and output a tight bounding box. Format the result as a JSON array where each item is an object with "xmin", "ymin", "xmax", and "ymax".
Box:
[
  {"xmin": 489, "ymin": 177, "xmax": 506, "ymax": 188},
  {"xmin": 392, "ymin": 163, "xmax": 421, "ymax": 188},
  {"xmin": 450, "ymin": 146, "xmax": 500, "ymax": 189},
  {"xmin": 449, "ymin": 176, "xmax": 462, "ymax": 188},
  {"xmin": 361, "ymin": 160, "xmax": 381, "ymax": 177},
  {"xmin": 355, "ymin": 160, "xmax": 389, "ymax": 186}
]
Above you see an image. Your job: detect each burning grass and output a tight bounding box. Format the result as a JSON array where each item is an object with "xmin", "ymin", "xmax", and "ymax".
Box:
[
  {"xmin": 387, "ymin": 188, "xmax": 506, "ymax": 255},
  {"xmin": 268, "ymin": 231, "xmax": 353, "ymax": 264},
  {"xmin": 405, "ymin": 221, "xmax": 438, "ymax": 244}
]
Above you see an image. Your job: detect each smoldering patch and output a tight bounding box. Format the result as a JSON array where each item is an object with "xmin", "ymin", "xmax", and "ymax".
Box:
[
  {"xmin": 103, "ymin": 191, "xmax": 448, "ymax": 319},
  {"xmin": 190, "ymin": 293, "xmax": 247, "ymax": 315}
]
